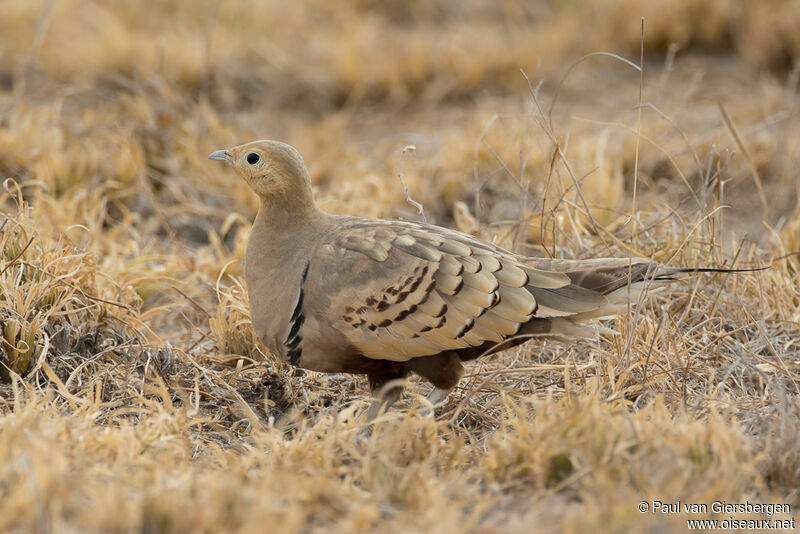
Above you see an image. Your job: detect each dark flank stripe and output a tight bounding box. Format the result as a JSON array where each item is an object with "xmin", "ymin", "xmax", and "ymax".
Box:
[
  {"xmin": 285, "ymin": 261, "xmax": 310, "ymax": 366},
  {"xmin": 288, "ymin": 347, "xmax": 302, "ymax": 366},
  {"xmin": 290, "ymin": 262, "xmax": 310, "ymax": 322},
  {"xmin": 287, "ymin": 312, "xmax": 304, "ymax": 342}
]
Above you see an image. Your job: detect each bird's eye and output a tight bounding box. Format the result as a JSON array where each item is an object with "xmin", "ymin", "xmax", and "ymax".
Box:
[{"xmin": 246, "ymin": 152, "xmax": 260, "ymax": 165}]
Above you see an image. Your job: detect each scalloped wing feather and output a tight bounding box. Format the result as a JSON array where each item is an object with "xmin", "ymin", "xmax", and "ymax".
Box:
[{"xmin": 315, "ymin": 220, "xmax": 631, "ymax": 362}]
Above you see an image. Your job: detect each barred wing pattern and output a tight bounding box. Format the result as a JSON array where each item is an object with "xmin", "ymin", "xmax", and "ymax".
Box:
[{"xmin": 316, "ymin": 220, "xmax": 637, "ymax": 362}]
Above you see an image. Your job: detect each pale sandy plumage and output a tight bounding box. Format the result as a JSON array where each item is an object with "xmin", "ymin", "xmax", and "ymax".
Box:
[{"xmin": 209, "ymin": 140, "xmax": 742, "ymax": 418}]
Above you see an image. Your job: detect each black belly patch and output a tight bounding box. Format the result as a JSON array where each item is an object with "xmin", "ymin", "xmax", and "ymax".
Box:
[{"xmin": 285, "ymin": 262, "xmax": 309, "ymax": 366}]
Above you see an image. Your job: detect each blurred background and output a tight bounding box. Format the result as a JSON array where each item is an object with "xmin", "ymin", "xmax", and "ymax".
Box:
[{"xmin": 2, "ymin": 0, "xmax": 799, "ymax": 245}]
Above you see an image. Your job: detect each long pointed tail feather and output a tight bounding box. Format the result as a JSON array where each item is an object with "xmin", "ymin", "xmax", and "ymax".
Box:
[
  {"xmin": 650, "ymin": 265, "xmax": 770, "ymax": 282},
  {"xmin": 562, "ymin": 261, "xmax": 768, "ymax": 321}
]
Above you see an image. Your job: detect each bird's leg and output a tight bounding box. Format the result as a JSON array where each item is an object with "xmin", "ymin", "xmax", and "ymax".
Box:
[
  {"xmin": 403, "ymin": 351, "xmax": 462, "ymax": 416},
  {"xmin": 416, "ymin": 387, "xmax": 452, "ymax": 417},
  {"xmin": 426, "ymin": 387, "xmax": 451, "ymax": 407},
  {"xmin": 365, "ymin": 374, "xmax": 406, "ymax": 421}
]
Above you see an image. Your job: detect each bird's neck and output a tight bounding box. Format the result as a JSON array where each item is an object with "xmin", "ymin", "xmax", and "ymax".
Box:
[
  {"xmin": 254, "ymin": 177, "xmax": 323, "ymax": 232},
  {"xmin": 257, "ymin": 198, "xmax": 320, "ymax": 231},
  {"xmin": 250, "ymin": 191, "xmax": 325, "ymax": 267},
  {"xmin": 246, "ymin": 198, "xmax": 325, "ymax": 301}
]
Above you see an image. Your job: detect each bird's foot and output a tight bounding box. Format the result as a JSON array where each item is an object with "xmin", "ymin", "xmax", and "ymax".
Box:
[
  {"xmin": 364, "ymin": 378, "xmax": 406, "ymax": 422},
  {"xmin": 426, "ymin": 387, "xmax": 451, "ymax": 406},
  {"xmin": 418, "ymin": 387, "xmax": 451, "ymax": 417}
]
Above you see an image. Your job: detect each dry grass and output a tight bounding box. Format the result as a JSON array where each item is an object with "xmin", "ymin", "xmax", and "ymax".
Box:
[{"xmin": 1, "ymin": 1, "xmax": 799, "ymax": 532}]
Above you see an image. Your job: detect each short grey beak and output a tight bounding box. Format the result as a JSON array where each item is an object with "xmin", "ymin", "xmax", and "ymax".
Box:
[{"xmin": 208, "ymin": 149, "xmax": 231, "ymax": 162}]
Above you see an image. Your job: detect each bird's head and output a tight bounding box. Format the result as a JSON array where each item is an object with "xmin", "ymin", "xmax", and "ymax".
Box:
[{"xmin": 208, "ymin": 140, "xmax": 313, "ymax": 204}]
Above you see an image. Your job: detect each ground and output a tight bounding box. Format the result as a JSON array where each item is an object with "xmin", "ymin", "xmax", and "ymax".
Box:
[{"xmin": 0, "ymin": 1, "xmax": 799, "ymax": 532}]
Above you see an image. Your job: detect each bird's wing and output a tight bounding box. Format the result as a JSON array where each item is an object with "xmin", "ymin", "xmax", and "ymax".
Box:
[{"xmin": 310, "ymin": 219, "xmax": 616, "ymax": 362}]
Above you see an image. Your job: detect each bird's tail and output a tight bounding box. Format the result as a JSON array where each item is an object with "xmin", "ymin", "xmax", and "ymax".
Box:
[
  {"xmin": 477, "ymin": 260, "xmax": 767, "ymax": 354},
  {"xmin": 647, "ymin": 265, "xmax": 770, "ymax": 282},
  {"xmin": 549, "ymin": 259, "xmax": 767, "ymax": 322}
]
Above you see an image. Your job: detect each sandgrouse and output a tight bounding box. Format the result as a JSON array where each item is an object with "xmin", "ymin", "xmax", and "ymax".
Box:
[{"xmin": 209, "ymin": 140, "xmax": 749, "ymax": 418}]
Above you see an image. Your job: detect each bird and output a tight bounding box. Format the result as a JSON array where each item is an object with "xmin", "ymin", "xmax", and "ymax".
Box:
[{"xmin": 208, "ymin": 140, "xmax": 757, "ymax": 419}]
